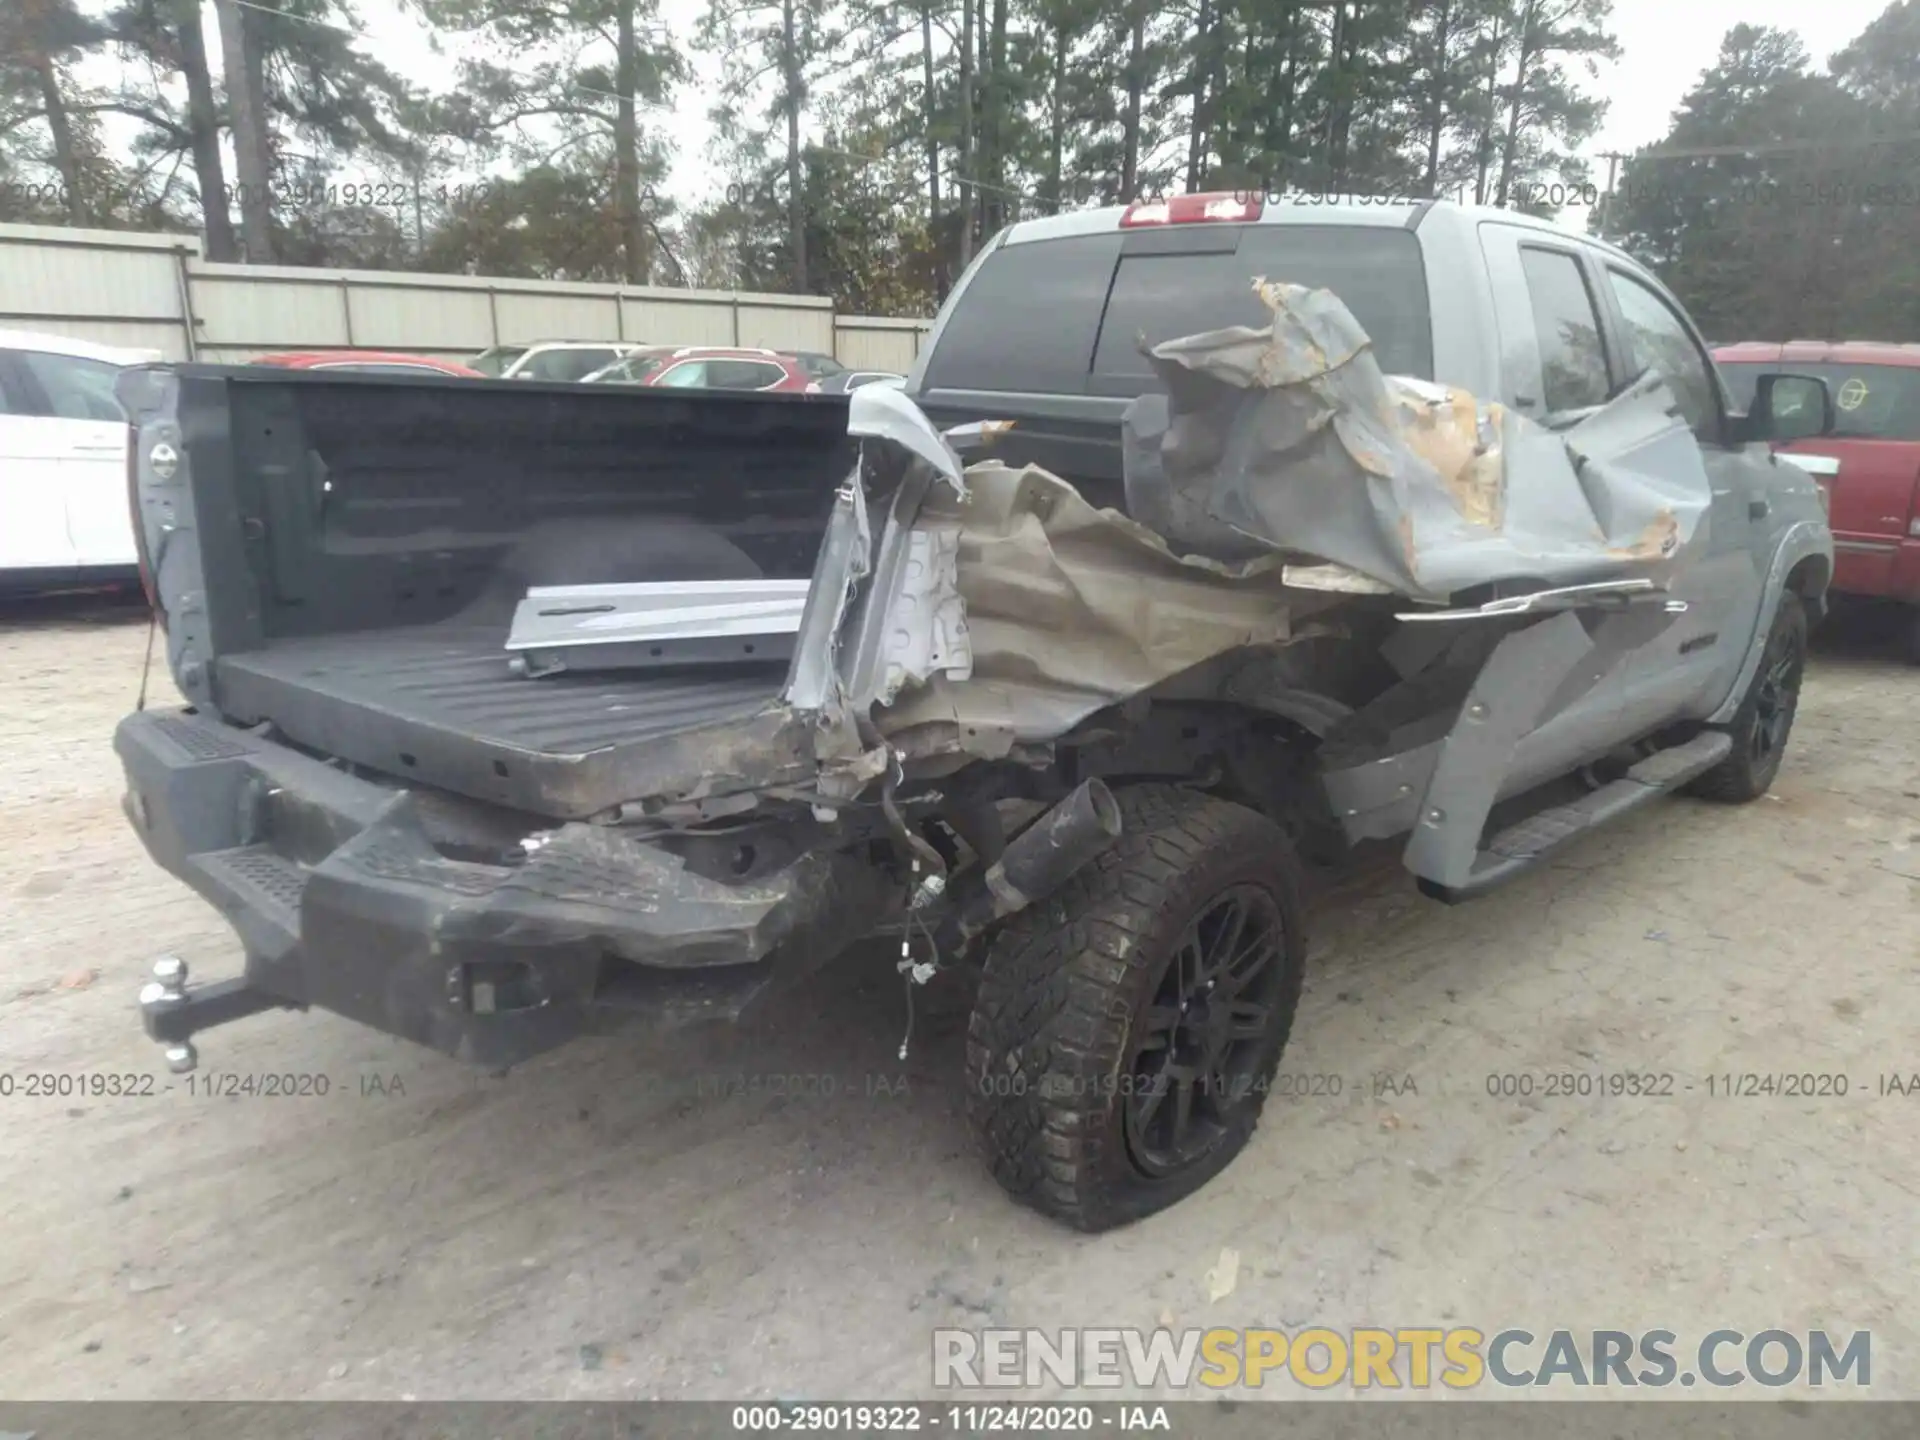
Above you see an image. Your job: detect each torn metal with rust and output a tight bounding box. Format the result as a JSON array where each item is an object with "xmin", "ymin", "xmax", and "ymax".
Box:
[{"xmin": 1120, "ymin": 278, "xmax": 1713, "ymax": 601}]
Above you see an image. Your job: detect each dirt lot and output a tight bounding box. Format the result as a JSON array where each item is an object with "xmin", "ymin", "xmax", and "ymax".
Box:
[{"xmin": 1, "ymin": 593, "xmax": 1916, "ymax": 1402}]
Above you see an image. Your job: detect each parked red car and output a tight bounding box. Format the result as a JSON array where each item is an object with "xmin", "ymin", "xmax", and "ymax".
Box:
[
  {"xmin": 584, "ymin": 346, "xmax": 813, "ymax": 392},
  {"xmin": 1715, "ymin": 341, "xmax": 1920, "ymax": 660},
  {"xmin": 250, "ymin": 350, "xmax": 486, "ymax": 378}
]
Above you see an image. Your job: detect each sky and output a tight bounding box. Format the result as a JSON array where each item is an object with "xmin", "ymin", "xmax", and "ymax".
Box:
[
  {"xmin": 1587, "ymin": 0, "xmax": 1889, "ymax": 164},
  {"xmin": 362, "ymin": 0, "xmax": 1897, "ymax": 211},
  {"xmin": 98, "ymin": 0, "xmax": 1901, "ymax": 220}
]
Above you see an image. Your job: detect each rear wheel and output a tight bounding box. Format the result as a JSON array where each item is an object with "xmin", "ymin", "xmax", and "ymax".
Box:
[
  {"xmin": 964, "ymin": 785, "xmax": 1307, "ymax": 1231},
  {"xmin": 1688, "ymin": 594, "xmax": 1807, "ymax": 803}
]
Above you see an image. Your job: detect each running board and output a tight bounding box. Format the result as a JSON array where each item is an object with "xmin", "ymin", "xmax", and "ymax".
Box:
[{"xmin": 1416, "ymin": 731, "xmax": 1733, "ymax": 904}]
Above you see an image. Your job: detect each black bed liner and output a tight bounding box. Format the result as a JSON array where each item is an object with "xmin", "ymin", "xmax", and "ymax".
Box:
[{"xmin": 212, "ymin": 624, "xmax": 812, "ymax": 819}]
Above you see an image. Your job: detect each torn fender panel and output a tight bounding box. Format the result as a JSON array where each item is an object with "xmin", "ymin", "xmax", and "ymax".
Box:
[
  {"xmin": 1124, "ymin": 279, "xmax": 1713, "ymax": 602},
  {"xmin": 874, "ymin": 461, "xmax": 1336, "ymax": 757},
  {"xmin": 847, "ymin": 381, "xmax": 967, "ymax": 493}
]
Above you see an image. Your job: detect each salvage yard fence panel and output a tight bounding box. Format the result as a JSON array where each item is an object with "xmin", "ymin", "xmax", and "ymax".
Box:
[
  {"xmin": 833, "ymin": 316, "xmax": 926, "ymax": 373},
  {"xmin": 0, "ymin": 221, "xmax": 931, "ymax": 367},
  {"xmin": 0, "ymin": 223, "xmax": 198, "ymax": 358}
]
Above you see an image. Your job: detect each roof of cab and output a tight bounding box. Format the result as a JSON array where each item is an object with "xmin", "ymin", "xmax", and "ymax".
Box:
[{"xmin": 996, "ymin": 194, "xmax": 1640, "ymax": 267}]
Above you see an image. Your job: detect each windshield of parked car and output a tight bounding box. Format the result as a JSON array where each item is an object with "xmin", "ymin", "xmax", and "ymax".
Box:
[
  {"xmin": 16, "ymin": 349, "xmax": 126, "ymax": 420},
  {"xmin": 1718, "ymin": 361, "xmax": 1920, "ymax": 441},
  {"xmin": 795, "ymin": 352, "xmax": 847, "ymax": 378},
  {"xmin": 589, "ymin": 354, "xmax": 669, "ymax": 384},
  {"xmin": 468, "ymin": 345, "xmax": 526, "ymax": 376},
  {"xmin": 517, "ymin": 347, "xmax": 620, "ymax": 381}
]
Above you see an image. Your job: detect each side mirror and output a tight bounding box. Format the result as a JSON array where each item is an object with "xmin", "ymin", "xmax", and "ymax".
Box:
[{"xmin": 1750, "ymin": 371, "xmax": 1835, "ymax": 443}]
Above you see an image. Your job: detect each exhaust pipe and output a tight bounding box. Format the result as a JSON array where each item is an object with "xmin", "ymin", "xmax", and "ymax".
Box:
[{"xmin": 940, "ymin": 779, "xmax": 1123, "ymax": 953}]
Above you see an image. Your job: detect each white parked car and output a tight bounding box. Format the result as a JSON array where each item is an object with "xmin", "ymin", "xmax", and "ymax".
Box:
[
  {"xmin": 468, "ymin": 340, "xmax": 652, "ymax": 382},
  {"xmin": 0, "ymin": 328, "xmax": 159, "ymax": 590}
]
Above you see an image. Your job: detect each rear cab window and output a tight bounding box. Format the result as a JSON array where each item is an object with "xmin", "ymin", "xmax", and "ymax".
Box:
[{"xmin": 920, "ymin": 223, "xmax": 1435, "ymax": 398}]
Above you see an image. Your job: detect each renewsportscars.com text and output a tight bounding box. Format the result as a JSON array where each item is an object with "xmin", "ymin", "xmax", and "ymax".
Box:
[{"xmin": 933, "ymin": 1327, "xmax": 1870, "ymax": 1391}]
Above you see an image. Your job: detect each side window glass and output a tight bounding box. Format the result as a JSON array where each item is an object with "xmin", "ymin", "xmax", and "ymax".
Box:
[
  {"xmin": 550, "ymin": 350, "xmax": 599, "ymax": 381},
  {"xmin": 525, "ymin": 349, "xmax": 607, "ymax": 381},
  {"xmin": 729, "ymin": 362, "xmax": 783, "ymax": 389},
  {"xmin": 1517, "ymin": 247, "xmax": 1610, "ymax": 413},
  {"xmin": 1607, "ymin": 271, "xmax": 1717, "ymax": 436},
  {"xmin": 17, "ymin": 351, "xmax": 125, "ymax": 421},
  {"xmin": 656, "ymin": 361, "xmax": 709, "ymax": 388}
]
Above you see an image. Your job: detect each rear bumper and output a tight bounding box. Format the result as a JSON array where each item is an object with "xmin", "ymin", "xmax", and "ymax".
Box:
[{"xmin": 116, "ymin": 708, "xmax": 888, "ymax": 1068}]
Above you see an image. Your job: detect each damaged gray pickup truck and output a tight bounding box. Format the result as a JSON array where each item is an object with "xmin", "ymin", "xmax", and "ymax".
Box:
[{"xmin": 116, "ymin": 197, "xmax": 1835, "ymax": 1230}]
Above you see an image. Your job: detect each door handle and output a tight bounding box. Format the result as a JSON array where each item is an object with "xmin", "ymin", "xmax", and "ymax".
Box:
[{"xmin": 1748, "ymin": 499, "xmax": 1770, "ymax": 520}]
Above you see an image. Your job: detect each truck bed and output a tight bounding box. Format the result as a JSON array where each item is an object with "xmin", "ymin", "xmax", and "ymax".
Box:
[
  {"xmin": 215, "ymin": 623, "xmax": 796, "ymax": 819},
  {"xmin": 132, "ymin": 365, "xmax": 855, "ymax": 819}
]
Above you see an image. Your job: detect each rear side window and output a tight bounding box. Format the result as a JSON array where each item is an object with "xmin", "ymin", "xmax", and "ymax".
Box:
[
  {"xmin": 709, "ymin": 359, "xmax": 786, "ymax": 389},
  {"xmin": 1517, "ymin": 247, "xmax": 1610, "ymax": 412},
  {"xmin": 922, "ymin": 225, "xmax": 1433, "ymax": 395},
  {"xmin": 655, "ymin": 360, "xmax": 709, "ymax": 388}
]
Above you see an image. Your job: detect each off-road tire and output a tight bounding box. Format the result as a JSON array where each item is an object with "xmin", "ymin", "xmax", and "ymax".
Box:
[
  {"xmin": 1687, "ymin": 593, "xmax": 1808, "ymax": 804},
  {"xmin": 1905, "ymin": 606, "xmax": 1920, "ymax": 667},
  {"xmin": 964, "ymin": 785, "xmax": 1307, "ymax": 1231}
]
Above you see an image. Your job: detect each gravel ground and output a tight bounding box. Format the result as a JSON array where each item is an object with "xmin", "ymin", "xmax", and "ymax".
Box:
[{"xmin": 1, "ymin": 591, "xmax": 1915, "ymax": 1402}]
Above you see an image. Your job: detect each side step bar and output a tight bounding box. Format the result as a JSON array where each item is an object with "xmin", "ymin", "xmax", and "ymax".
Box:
[{"xmin": 1416, "ymin": 730, "xmax": 1733, "ymax": 904}]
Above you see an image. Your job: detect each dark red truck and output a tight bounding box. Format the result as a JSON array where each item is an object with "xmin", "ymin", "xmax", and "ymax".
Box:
[{"xmin": 1715, "ymin": 341, "xmax": 1920, "ymax": 659}]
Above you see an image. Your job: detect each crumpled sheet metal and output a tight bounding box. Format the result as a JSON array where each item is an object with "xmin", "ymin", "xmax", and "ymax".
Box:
[
  {"xmin": 1123, "ymin": 279, "xmax": 1713, "ymax": 601},
  {"xmin": 874, "ymin": 461, "xmax": 1328, "ymax": 757}
]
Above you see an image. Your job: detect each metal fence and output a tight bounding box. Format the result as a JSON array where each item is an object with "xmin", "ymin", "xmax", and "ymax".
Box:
[{"xmin": 0, "ymin": 221, "xmax": 933, "ymax": 373}]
